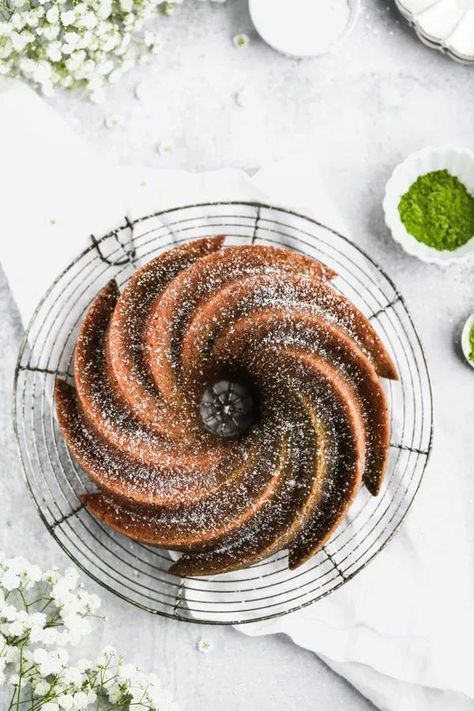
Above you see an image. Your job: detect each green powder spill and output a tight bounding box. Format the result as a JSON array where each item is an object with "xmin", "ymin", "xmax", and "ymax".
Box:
[
  {"xmin": 470, "ymin": 323, "xmax": 474, "ymax": 363},
  {"xmin": 398, "ymin": 169, "xmax": 474, "ymax": 251}
]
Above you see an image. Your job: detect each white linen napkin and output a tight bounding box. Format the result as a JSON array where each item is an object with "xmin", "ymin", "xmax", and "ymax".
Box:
[{"xmin": 1, "ymin": 79, "xmax": 472, "ymax": 711}]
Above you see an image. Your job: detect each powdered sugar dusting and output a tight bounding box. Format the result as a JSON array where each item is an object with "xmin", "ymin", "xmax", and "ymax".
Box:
[{"xmin": 55, "ymin": 237, "xmax": 396, "ymax": 576}]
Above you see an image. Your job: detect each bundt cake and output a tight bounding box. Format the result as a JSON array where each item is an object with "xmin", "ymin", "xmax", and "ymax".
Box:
[{"xmin": 55, "ymin": 236, "xmax": 397, "ymax": 577}]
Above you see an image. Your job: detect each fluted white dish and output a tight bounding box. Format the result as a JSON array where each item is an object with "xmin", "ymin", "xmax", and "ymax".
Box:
[
  {"xmin": 461, "ymin": 312, "xmax": 474, "ymax": 367},
  {"xmin": 395, "ymin": 0, "xmax": 474, "ymax": 63},
  {"xmin": 383, "ymin": 146, "xmax": 474, "ymax": 265}
]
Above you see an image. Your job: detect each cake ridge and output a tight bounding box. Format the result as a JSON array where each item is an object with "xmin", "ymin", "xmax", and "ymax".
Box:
[{"xmin": 55, "ymin": 237, "xmax": 396, "ymax": 577}]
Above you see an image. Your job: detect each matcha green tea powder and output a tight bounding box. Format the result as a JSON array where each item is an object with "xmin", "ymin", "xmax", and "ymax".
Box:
[{"xmin": 398, "ymin": 169, "xmax": 474, "ymax": 251}]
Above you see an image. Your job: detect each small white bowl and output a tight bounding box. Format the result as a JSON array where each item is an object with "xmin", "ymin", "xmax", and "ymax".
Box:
[
  {"xmin": 383, "ymin": 145, "xmax": 474, "ymax": 265},
  {"xmin": 461, "ymin": 312, "xmax": 474, "ymax": 368},
  {"xmin": 249, "ymin": 0, "xmax": 360, "ymax": 58}
]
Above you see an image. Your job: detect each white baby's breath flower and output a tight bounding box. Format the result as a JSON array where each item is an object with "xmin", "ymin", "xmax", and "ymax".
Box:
[
  {"xmin": 5, "ymin": 645, "xmax": 20, "ymax": 665},
  {"xmin": 42, "ymin": 703, "xmax": 60, "ymax": 711},
  {"xmin": 27, "ymin": 611, "xmax": 47, "ymax": 629},
  {"xmin": 9, "ymin": 558, "xmax": 42, "ymax": 588},
  {"xmin": 11, "ymin": 13, "xmax": 27, "ymax": 30},
  {"xmin": 158, "ymin": 140, "xmax": 174, "ymax": 155},
  {"xmin": 24, "ymin": 10, "xmax": 40, "ymax": 27},
  {"xmin": 107, "ymin": 682, "xmax": 121, "ymax": 704},
  {"xmin": 134, "ymin": 80, "xmax": 148, "ymax": 99},
  {"xmin": 143, "ymin": 29, "xmax": 154, "ymax": 46},
  {"xmin": 31, "ymin": 60, "xmax": 52, "ymax": 83},
  {"xmin": 97, "ymin": 0, "xmax": 112, "ymax": 19},
  {"xmin": 7, "ymin": 620, "xmax": 24, "ymax": 637},
  {"xmin": 104, "ymin": 113, "xmax": 122, "ymax": 128},
  {"xmin": 61, "ymin": 665, "xmax": 83, "ymax": 687},
  {"xmin": 65, "ymin": 49, "xmax": 85, "ymax": 70},
  {"xmin": 100, "ymin": 645, "xmax": 117, "ymax": 660},
  {"xmin": 1, "ymin": 569, "xmax": 20, "ymax": 592},
  {"xmin": 80, "ymin": 11, "xmax": 97, "ymax": 30},
  {"xmin": 43, "ymin": 23, "xmax": 60, "ymax": 40},
  {"xmin": 45, "ymin": 6, "xmax": 59, "ymax": 23},
  {"xmin": 43, "ymin": 568, "xmax": 59, "ymax": 585},
  {"xmin": 162, "ymin": 2, "xmax": 176, "ymax": 15},
  {"xmin": 37, "ymin": 625, "xmax": 62, "ymax": 645},
  {"xmin": 11, "ymin": 29, "xmax": 33, "ymax": 51},
  {"xmin": 233, "ymin": 32, "xmax": 250, "ymax": 48},
  {"xmin": 33, "ymin": 647, "xmax": 69, "ymax": 677},
  {"xmin": 63, "ymin": 614, "xmax": 91, "ymax": 644},
  {"xmin": 89, "ymin": 87, "xmax": 106, "ymax": 104},
  {"xmin": 56, "ymin": 693, "xmax": 74, "ymax": 710},
  {"xmin": 106, "ymin": 68, "xmax": 121, "ymax": 83},
  {"xmin": 1, "ymin": 600, "xmax": 17, "ymax": 621},
  {"xmin": 97, "ymin": 58, "xmax": 113, "ymax": 74},
  {"xmin": 74, "ymin": 3, "xmax": 87, "ymax": 16},
  {"xmin": 0, "ymin": 38, "xmax": 12, "ymax": 60},
  {"xmin": 33, "ymin": 679, "xmax": 50, "ymax": 695},
  {"xmin": 52, "ymin": 568, "xmax": 78, "ymax": 599},
  {"xmin": 60, "ymin": 9, "xmax": 76, "ymax": 26},
  {"xmin": 73, "ymin": 690, "xmax": 90, "ymax": 709},
  {"xmin": 75, "ymin": 658, "xmax": 92, "ymax": 673},
  {"xmin": 197, "ymin": 638, "xmax": 213, "ymax": 653},
  {"xmin": 46, "ymin": 41, "xmax": 62, "ymax": 61},
  {"xmin": 86, "ymin": 593, "xmax": 101, "ymax": 611},
  {"xmin": 118, "ymin": 661, "xmax": 140, "ymax": 683}
]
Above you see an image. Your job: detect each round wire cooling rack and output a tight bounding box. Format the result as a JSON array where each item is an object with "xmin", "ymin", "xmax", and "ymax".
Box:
[{"xmin": 13, "ymin": 201, "xmax": 433, "ymax": 625}]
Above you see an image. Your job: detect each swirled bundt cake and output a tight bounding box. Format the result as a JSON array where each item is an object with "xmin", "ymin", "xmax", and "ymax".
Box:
[{"xmin": 55, "ymin": 236, "xmax": 397, "ymax": 577}]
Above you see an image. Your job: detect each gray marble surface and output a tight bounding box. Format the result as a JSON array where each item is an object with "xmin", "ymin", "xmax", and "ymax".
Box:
[{"xmin": 1, "ymin": 0, "xmax": 474, "ymax": 709}]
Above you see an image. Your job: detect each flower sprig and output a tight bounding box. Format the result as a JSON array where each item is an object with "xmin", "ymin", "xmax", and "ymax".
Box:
[
  {"xmin": 0, "ymin": 553, "xmax": 178, "ymax": 711},
  {"xmin": 0, "ymin": 0, "xmax": 225, "ymax": 100},
  {"xmin": 0, "ymin": 0, "xmax": 173, "ymax": 100}
]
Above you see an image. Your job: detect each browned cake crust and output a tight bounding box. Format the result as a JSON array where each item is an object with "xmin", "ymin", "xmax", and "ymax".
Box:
[{"xmin": 55, "ymin": 236, "xmax": 397, "ymax": 577}]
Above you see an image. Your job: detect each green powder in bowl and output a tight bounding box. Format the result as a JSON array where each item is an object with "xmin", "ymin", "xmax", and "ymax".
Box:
[{"xmin": 398, "ymin": 170, "xmax": 474, "ymax": 251}]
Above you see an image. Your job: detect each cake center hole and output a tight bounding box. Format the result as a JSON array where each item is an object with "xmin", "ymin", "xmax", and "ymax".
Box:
[{"xmin": 200, "ymin": 380, "xmax": 255, "ymax": 439}]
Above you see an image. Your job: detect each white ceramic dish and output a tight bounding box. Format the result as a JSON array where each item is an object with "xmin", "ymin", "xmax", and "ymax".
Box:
[
  {"xmin": 249, "ymin": 0, "xmax": 361, "ymax": 58},
  {"xmin": 395, "ymin": 0, "xmax": 474, "ymax": 64},
  {"xmin": 383, "ymin": 145, "xmax": 474, "ymax": 265},
  {"xmin": 461, "ymin": 312, "xmax": 474, "ymax": 367}
]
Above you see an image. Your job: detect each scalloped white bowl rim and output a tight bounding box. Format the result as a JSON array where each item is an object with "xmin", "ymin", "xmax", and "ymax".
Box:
[
  {"xmin": 395, "ymin": 0, "xmax": 474, "ymax": 64},
  {"xmin": 383, "ymin": 145, "xmax": 474, "ymax": 265}
]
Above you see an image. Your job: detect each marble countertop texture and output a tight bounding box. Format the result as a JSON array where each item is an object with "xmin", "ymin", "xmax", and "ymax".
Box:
[{"xmin": 1, "ymin": 1, "xmax": 474, "ymax": 710}]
